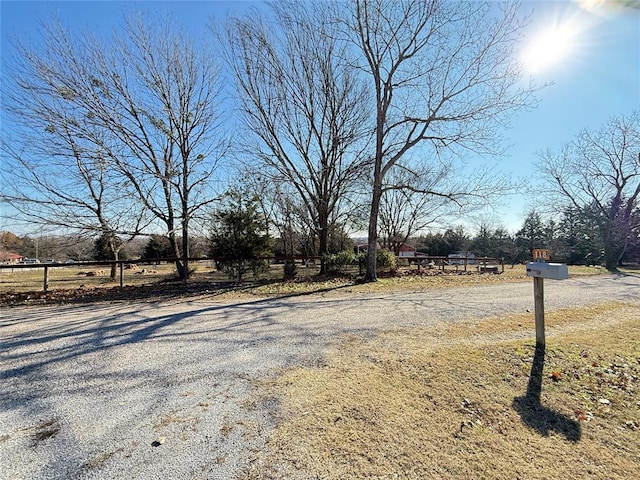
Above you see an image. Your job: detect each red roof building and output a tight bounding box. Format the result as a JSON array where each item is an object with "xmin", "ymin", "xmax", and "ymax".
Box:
[{"xmin": 0, "ymin": 252, "xmax": 24, "ymax": 264}]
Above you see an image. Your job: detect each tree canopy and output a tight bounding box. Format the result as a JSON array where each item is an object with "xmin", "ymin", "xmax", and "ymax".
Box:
[{"xmin": 537, "ymin": 110, "xmax": 640, "ymax": 270}]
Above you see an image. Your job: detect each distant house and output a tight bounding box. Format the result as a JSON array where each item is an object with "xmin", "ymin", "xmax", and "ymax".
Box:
[
  {"xmin": 355, "ymin": 241, "xmax": 429, "ymax": 259},
  {"xmin": 397, "ymin": 243, "xmax": 417, "ymax": 257},
  {"xmin": 395, "ymin": 243, "xmax": 429, "ymax": 263},
  {"xmin": 0, "ymin": 251, "xmax": 24, "ymax": 264}
]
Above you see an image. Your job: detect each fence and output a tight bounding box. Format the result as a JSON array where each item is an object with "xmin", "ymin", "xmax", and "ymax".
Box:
[
  {"xmin": 0, "ymin": 256, "xmax": 322, "ymax": 293},
  {"xmin": 0, "ymin": 255, "xmax": 503, "ymax": 294},
  {"xmin": 400, "ymin": 255, "xmax": 505, "ymax": 273}
]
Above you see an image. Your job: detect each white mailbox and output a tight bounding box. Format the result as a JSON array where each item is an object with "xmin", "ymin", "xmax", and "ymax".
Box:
[{"xmin": 526, "ymin": 262, "xmax": 569, "ymax": 280}]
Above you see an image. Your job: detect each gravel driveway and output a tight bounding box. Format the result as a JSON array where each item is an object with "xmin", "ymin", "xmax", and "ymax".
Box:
[{"xmin": 1, "ymin": 274, "xmax": 639, "ymax": 479}]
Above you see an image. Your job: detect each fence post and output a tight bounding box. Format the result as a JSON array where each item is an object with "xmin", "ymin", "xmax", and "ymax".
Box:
[
  {"xmin": 119, "ymin": 262, "xmax": 124, "ymax": 291},
  {"xmin": 43, "ymin": 266, "xmax": 49, "ymax": 293},
  {"xmin": 533, "ymin": 276, "xmax": 545, "ymax": 347}
]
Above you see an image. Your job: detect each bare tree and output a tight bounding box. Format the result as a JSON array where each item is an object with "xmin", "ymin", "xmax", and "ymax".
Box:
[
  {"xmin": 377, "ymin": 158, "xmax": 508, "ymax": 254},
  {"xmin": 240, "ymin": 172, "xmax": 330, "ymax": 261},
  {"xmin": 341, "ymin": 0, "xmax": 536, "ymax": 281},
  {"xmin": 1, "ymin": 146, "xmax": 145, "ymax": 277},
  {"xmin": 2, "ymin": 13, "xmax": 226, "ymax": 281},
  {"xmin": 224, "ymin": 1, "xmax": 371, "ymax": 273},
  {"xmin": 378, "ymin": 164, "xmax": 452, "ymax": 253},
  {"xmin": 537, "ymin": 111, "xmax": 640, "ymax": 270},
  {"xmin": 2, "ymin": 54, "xmax": 148, "ymax": 277}
]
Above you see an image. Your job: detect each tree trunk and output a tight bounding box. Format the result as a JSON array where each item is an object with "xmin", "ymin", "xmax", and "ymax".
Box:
[
  {"xmin": 168, "ymin": 232, "xmax": 185, "ymax": 279},
  {"xmin": 110, "ymin": 250, "xmax": 119, "ymax": 280},
  {"xmin": 365, "ymin": 180, "xmax": 383, "ymax": 282},
  {"xmin": 602, "ymin": 214, "xmax": 626, "ymax": 272},
  {"xmin": 181, "ymin": 217, "xmax": 189, "ymax": 283},
  {"xmin": 603, "ymin": 233, "xmax": 623, "ymax": 272},
  {"xmin": 366, "ymin": 100, "xmax": 385, "ymax": 283},
  {"xmin": 181, "ymin": 154, "xmax": 190, "ymax": 283},
  {"xmin": 318, "ymin": 216, "xmax": 329, "ymax": 275},
  {"xmin": 108, "ymin": 236, "xmax": 119, "ymax": 280}
]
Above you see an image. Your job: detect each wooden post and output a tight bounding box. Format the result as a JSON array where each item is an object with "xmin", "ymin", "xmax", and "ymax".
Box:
[
  {"xmin": 534, "ymin": 276, "xmax": 545, "ymax": 347},
  {"xmin": 119, "ymin": 262, "xmax": 124, "ymax": 291},
  {"xmin": 43, "ymin": 266, "xmax": 49, "ymax": 293}
]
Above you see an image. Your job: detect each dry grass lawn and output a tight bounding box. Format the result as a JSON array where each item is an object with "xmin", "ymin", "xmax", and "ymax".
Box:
[
  {"xmin": 244, "ymin": 302, "xmax": 640, "ymax": 479},
  {"xmin": 1, "ymin": 264, "xmax": 609, "ymax": 308}
]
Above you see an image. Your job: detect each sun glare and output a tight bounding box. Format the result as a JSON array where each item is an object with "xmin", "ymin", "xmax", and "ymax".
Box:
[{"xmin": 522, "ymin": 20, "xmax": 579, "ymax": 74}]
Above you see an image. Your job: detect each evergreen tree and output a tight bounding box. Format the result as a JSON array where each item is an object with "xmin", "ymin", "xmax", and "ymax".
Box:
[
  {"xmin": 93, "ymin": 233, "xmax": 127, "ymax": 261},
  {"xmin": 515, "ymin": 211, "xmax": 547, "ymax": 261},
  {"xmin": 209, "ymin": 191, "xmax": 273, "ymax": 282},
  {"xmin": 557, "ymin": 205, "xmax": 604, "ymax": 265},
  {"xmin": 469, "ymin": 225, "xmax": 516, "ymax": 262},
  {"xmin": 443, "ymin": 227, "xmax": 469, "ymax": 255},
  {"xmin": 93, "ymin": 231, "xmax": 128, "ymax": 279},
  {"xmin": 470, "ymin": 225, "xmax": 493, "ymax": 257},
  {"xmin": 141, "ymin": 235, "xmax": 174, "ymax": 260}
]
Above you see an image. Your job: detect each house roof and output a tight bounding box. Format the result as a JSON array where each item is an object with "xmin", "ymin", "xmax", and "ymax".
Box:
[{"xmin": 0, "ymin": 251, "xmax": 24, "ymax": 261}]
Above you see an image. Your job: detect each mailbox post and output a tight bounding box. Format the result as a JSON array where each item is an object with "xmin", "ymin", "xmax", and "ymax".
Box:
[{"xmin": 526, "ymin": 249, "xmax": 569, "ymax": 347}]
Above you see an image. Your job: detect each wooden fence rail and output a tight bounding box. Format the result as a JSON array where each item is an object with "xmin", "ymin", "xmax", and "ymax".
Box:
[
  {"xmin": 0, "ymin": 256, "xmax": 323, "ymax": 293},
  {"xmin": 0, "ymin": 255, "xmax": 503, "ymax": 293}
]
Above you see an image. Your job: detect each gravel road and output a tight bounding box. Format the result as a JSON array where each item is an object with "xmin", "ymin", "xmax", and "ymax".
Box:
[{"xmin": 1, "ymin": 274, "xmax": 638, "ymax": 479}]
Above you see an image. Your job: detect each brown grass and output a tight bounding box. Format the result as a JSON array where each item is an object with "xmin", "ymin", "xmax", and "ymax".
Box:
[
  {"xmin": 0, "ymin": 263, "xmax": 604, "ymax": 297},
  {"xmin": 1, "ymin": 263, "xmax": 606, "ymax": 307},
  {"xmin": 244, "ymin": 302, "xmax": 640, "ymax": 479}
]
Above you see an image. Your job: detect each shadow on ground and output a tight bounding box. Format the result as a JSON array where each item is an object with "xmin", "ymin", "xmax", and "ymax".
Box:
[
  {"xmin": 0, "ymin": 275, "xmax": 358, "ymax": 308},
  {"xmin": 512, "ymin": 343, "xmax": 581, "ymax": 442}
]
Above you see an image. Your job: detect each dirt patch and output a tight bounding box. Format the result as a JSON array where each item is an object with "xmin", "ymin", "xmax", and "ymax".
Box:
[{"xmin": 244, "ymin": 303, "xmax": 640, "ymax": 479}]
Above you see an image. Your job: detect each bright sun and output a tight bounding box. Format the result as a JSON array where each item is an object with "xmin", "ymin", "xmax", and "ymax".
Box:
[{"xmin": 522, "ymin": 21, "xmax": 579, "ymax": 74}]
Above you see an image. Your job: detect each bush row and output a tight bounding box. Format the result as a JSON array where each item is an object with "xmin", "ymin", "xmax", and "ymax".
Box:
[{"xmin": 325, "ymin": 249, "xmax": 397, "ymax": 274}]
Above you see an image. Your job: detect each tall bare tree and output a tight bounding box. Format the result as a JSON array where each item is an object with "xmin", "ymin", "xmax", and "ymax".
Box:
[
  {"xmin": 224, "ymin": 1, "xmax": 371, "ymax": 273},
  {"xmin": 2, "ymin": 13, "xmax": 226, "ymax": 280},
  {"xmin": 240, "ymin": 173, "xmax": 315, "ymax": 259},
  {"xmin": 1, "ymin": 137, "xmax": 145, "ymax": 278},
  {"xmin": 537, "ymin": 110, "xmax": 640, "ymax": 271},
  {"xmin": 2, "ymin": 45, "xmax": 148, "ymax": 277},
  {"xmin": 341, "ymin": 0, "xmax": 536, "ymax": 281}
]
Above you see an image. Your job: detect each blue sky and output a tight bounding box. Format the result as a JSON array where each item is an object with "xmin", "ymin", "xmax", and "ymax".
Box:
[{"xmin": 1, "ymin": 0, "xmax": 639, "ymax": 234}]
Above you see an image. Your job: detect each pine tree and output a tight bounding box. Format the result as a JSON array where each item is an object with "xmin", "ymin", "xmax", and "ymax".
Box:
[{"xmin": 209, "ymin": 192, "xmax": 272, "ymax": 282}]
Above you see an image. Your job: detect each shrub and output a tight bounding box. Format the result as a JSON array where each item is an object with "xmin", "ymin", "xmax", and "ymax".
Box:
[
  {"xmin": 284, "ymin": 260, "xmax": 297, "ymax": 278},
  {"xmin": 208, "ymin": 190, "xmax": 272, "ymax": 282},
  {"xmin": 325, "ymin": 250, "xmax": 356, "ymax": 273},
  {"xmin": 377, "ymin": 248, "xmax": 397, "ymax": 272}
]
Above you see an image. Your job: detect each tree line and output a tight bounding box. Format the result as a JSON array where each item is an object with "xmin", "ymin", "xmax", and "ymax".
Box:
[
  {"xmin": 417, "ymin": 208, "xmax": 640, "ymax": 267},
  {"xmin": 1, "ymin": 1, "xmax": 638, "ymax": 280},
  {"xmin": 4, "ymin": 200, "xmax": 638, "ymax": 270}
]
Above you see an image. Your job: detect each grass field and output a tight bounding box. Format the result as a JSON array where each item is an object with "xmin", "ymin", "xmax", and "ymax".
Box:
[
  {"xmin": 245, "ymin": 302, "xmax": 640, "ymax": 479},
  {"xmin": 0, "ymin": 263, "xmax": 606, "ymax": 304}
]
